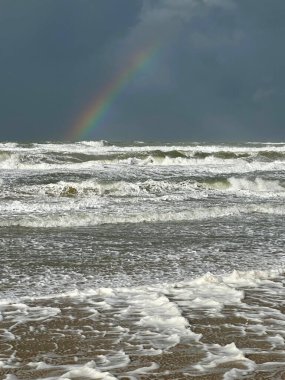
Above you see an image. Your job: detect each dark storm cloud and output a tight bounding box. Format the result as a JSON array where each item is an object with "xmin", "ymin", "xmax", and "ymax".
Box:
[
  {"xmin": 107, "ymin": 0, "xmax": 285, "ymax": 141},
  {"xmin": 0, "ymin": 0, "xmax": 284, "ymax": 141},
  {"xmin": 0, "ymin": 0, "xmax": 141, "ymax": 140}
]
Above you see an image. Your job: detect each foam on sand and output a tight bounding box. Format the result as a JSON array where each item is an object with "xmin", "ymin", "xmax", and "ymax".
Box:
[{"xmin": 0, "ymin": 268, "xmax": 285, "ymax": 378}]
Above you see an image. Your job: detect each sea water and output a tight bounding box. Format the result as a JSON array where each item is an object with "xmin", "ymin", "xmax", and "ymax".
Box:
[{"xmin": 0, "ymin": 141, "xmax": 284, "ymax": 379}]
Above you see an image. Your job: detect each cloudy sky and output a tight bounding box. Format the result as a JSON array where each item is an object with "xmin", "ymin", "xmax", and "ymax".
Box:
[{"xmin": 0, "ymin": 0, "xmax": 284, "ymax": 141}]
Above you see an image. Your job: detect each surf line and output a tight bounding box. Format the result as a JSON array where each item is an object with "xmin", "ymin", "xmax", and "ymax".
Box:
[{"xmin": 67, "ymin": 44, "xmax": 158, "ymax": 141}]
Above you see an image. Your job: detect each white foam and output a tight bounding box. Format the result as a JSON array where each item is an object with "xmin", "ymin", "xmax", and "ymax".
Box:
[
  {"xmin": 3, "ymin": 375, "xmax": 19, "ymax": 380},
  {"xmin": 246, "ymin": 324, "xmax": 267, "ymax": 336},
  {"xmin": 127, "ymin": 362, "xmax": 159, "ymax": 375},
  {"xmin": 0, "ymin": 329, "xmax": 15, "ymax": 341},
  {"xmin": 223, "ymin": 366, "xmax": 255, "ymax": 380},
  {"xmin": 0, "ymin": 302, "xmax": 61, "ymax": 324},
  {"xmin": 95, "ymin": 351, "xmax": 130, "ymax": 370},
  {"xmin": 194, "ymin": 342, "xmax": 256, "ymax": 375},
  {"xmin": 116, "ymin": 289, "xmax": 202, "ymax": 349},
  {"xmin": 267, "ymin": 334, "xmax": 285, "ymax": 348},
  {"xmin": 59, "ymin": 361, "xmax": 117, "ymax": 379},
  {"xmin": 28, "ymin": 361, "xmax": 53, "ymax": 370}
]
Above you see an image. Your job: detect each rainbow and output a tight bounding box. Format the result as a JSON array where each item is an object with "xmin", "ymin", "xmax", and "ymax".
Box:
[{"xmin": 67, "ymin": 44, "xmax": 158, "ymax": 141}]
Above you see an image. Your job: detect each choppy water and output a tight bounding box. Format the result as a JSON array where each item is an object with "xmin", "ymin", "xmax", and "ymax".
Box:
[{"xmin": 0, "ymin": 141, "xmax": 284, "ymax": 379}]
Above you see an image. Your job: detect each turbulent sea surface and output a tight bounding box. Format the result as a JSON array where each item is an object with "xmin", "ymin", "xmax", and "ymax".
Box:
[{"xmin": 0, "ymin": 140, "xmax": 285, "ymax": 380}]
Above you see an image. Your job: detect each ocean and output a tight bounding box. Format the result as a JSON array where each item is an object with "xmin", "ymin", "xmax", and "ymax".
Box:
[{"xmin": 0, "ymin": 140, "xmax": 284, "ymax": 380}]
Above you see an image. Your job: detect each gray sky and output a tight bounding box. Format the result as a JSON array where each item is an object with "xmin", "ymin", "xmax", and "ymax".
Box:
[{"xmin": 0, "ymin": 0, "xmax": 284, "ymax": 141}]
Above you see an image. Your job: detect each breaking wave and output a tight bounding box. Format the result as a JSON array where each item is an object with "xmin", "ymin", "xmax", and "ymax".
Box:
[
  {"xmin": 0, "ymin": 204, "xmax": 284, "ymax": 228},
  {"xmin": 203, "ymin": 176, "xmax": 285, "ymax": 194},
  {"xmin": 13, "ymin": 176, "xmax": 285, "ymax": 200},
  {"xmin": 0, "ymin": 141, "xmax": 285, "ymax": 172}
]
